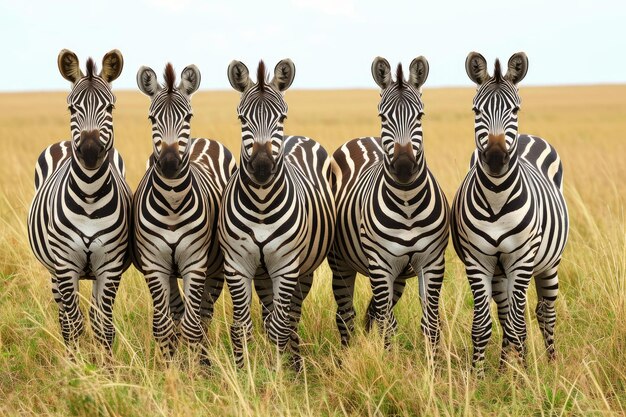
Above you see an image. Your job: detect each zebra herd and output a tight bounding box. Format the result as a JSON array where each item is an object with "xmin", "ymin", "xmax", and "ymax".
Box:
[{"xmin": 27, "ymin": 49, "xmax": 569, "ymax": 375}]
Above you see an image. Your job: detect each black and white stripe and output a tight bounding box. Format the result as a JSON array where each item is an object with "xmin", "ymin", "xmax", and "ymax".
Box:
[
  {"xmin": 28, "ymin": 50, "xmax": 131, "ymax": 350},
  {"xmin": 451, "ymin": 52, "xmax": 569, "ymax": 374},
  {"xmin": 329, "ymin": 57, "xmax": 449, "ymax": 350},
  {"xmin": 219, "ymin": 60, "xmax": 335, "ymax": 370},
  {"xmin": 133, "ymin": 64, "xmax": 236, "ymax": 359}
]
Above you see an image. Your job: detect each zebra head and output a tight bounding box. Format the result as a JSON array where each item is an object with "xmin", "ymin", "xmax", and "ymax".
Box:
[
  {"xmin": 137, "ymin": 63, "xmax": 201, "ymax": 179},
  {"xmin": 227, "ymin": 59, "xmax": 295, "ymax": 186},
  {"xmin": 466, "ymin": 52, "xmax": 529, "ymax": 177},
  {"xmin": 58, "ymin": 49, "xmax": 123, "ymax": 171},
  {"xmin": 372, "ymin": 56, "xmax": 429, "ymax": 185}
]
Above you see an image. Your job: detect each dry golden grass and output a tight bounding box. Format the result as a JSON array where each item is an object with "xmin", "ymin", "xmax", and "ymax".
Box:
[{"xmin": 0, "ymin": 85, "xmax": 625, "ymax": 416}]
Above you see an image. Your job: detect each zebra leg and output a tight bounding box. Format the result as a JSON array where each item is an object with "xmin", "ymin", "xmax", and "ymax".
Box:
[
  {"xmin": 417, "ymin": 255, "xmax": 445, "ymax": 353},
  {"xmin": 467, "ymin": 269, "xmax": 493, "ymax": 376},
  {"xmin": 55, "ymin": 271, "xmax": 85, "ymax": 349},
  {"xmin": 200, "ymin": 273, "xmax": 224, "ymax": 331},
  {"xmin": 169, "ymin": 276, "xmax": 184, "ymax": 329},
  {"xmin": 491, "ymin": 271, "xmax": 511, "ymax": 368},
  {"xmin": 501, "ymin": 266, "xmax": 533, "ymax": 367},
  {"xmin": 330, "ymin": 253, "xmax": 357, "ymax": 346},
  {"xmin": 145, "ymin": 272, "xmax": 177, "ymax": 359},
  {"xmin": 89, "ymin": 274, "xmax": 121, "ymax": 351},
  {"xmin": 254, "ymin": 267, "xmax": 274, "ymax": 325},
  {"xmin": 264, "ymin": 273, "xmax": 299, "ymax": 351},
  {"xmin": 287, "ymin": 273, "xmax": 313, "ymax": 372},
  {"xmin": 181, "ymin": 271, "xmax": 209, "ymax": 365},
  {"xmin": 534, "ymin": 267, "xmax": 559, "ymax": 361},
  {"xmin": 368, "ymin": 264, "xmax": 396, "ymax": 348},
  {"xmin": 225, "ymin": 263, "xmax": 253, "ymax": 368}
]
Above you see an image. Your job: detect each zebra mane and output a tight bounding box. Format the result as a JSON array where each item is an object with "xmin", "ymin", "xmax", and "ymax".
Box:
[
  {"xmin": 164, "ymin": 63, "xmax": 176, "ymax": 92},
  {"xmin": 396, "ymin": 63, "xmax": 404, "ymax": 89},
  {"xmin": 493, "ymin": 59, "xmax": 503, "ymax": 83},
  {"xmin": 257, "ymin": 60, "xmax": 267, "ymax": 92},
  {"xmin": 86, "ymin": 58, "xmax": 96, "ymax": 79}
]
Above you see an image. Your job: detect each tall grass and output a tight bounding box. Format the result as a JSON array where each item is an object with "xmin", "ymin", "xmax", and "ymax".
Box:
[{"xmin": 0, "ymin": 85, "xmax": 624, "ymax": 416}]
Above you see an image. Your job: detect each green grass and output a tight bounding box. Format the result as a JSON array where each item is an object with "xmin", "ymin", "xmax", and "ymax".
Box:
[{"xmin": 0, "ymin": 86, "xmax": 625, "ymax": 416}]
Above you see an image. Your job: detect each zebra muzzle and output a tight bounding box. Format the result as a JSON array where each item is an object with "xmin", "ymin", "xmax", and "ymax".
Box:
[
  {"xmin": 248, "ymin": 141, "xmax": 276, "ymax": 185},
  {"xmin": 390, "ymin": 142, "xmax": 418, "ymax": 184},
  {"xmin": 76, "ymin": 130, "xmax": 106, "ymax": 170},
  {"xmin": 157, "ymin": 144, "xmax": 182, "ymax": 179},
  {"xmin": 481, "ymin": 134, "xmax": 510, "ymax": 176}
]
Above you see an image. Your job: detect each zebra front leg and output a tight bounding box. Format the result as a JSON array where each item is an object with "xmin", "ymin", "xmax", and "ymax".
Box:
[
  {"xmin": 90, "ymin": 274, "xmax": 121, "ymax": 352},
  {"xmin": 286, "ymin": 273, "xmax": 313, "ymax": 372},
  {"xmin": 55, "ymin": 271, "xmax": 85, "ymax": 350},
  {"xmin": 467, "ymin": 269, "xmax": 493, "ymax": 377},
  {"xmin": 534, "ymin": 267, "xmax": 559, "ymax": 361},
  {"xmin": 501, "ymin": 265, "xmax": 533, "ymax": 367},
  {"xmin": 181, "ymin": 270, "xmax": 209, "ymax": 365},
  {"xmin": 417, "ymin": 255, "xmax": 445, "ymax": 354},
  {"xmin": 491, "ymin": 271, "xmax": 511, "ymax": 368},
  {"xmin": 200, "ymin": 273, "xmax": 224, "ymax": 333},
  {"xmin": 169, "ymin": 276, "xmax": 184, "ymax": 328},
  {"xmin": 254, "ymin": 268, "xmax": 274, "ymax": 324},
  {"xmin": 329, "ymin": 251, "xmax": 357, "ymax": 346},
  {"xmin": 225, "ymin": 263, "xmax": 253, "ymax": 368},
  {"xmin": 146, "ymin": 272, "xmax": 177, "ymax": 359},
  {"xmin": 368, "ymin": 264, "xmax": 396, "ymax": 349},
  {"xmin": 264, "ymin": 273, "xmax": 299, "ymax": 352}
]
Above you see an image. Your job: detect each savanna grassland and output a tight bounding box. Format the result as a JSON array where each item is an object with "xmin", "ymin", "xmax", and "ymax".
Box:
[{"xmin": 0, "ymin": 85, "xmax": 624, "ymax": 416}]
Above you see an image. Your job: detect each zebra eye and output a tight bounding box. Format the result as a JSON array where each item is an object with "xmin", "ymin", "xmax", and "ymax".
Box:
[
  {"xmin": 148, "ymin": 115, "xmax": 157, "ymax": 124},
  {"xmin": 472, "ymin": 107, "xmax": 481, "ymax": 116},
  {"xmin": 184, "ymin": 113, "xmax": 193, "ymax": 123},
  {"xmin": 379, "ymin": 114, "xmax": 387, "ymax": 123},
  {"xmin": 512, "ymin": 106, "xmax": 520, "ymax": 115},
  {"xmin": 238, "ymin": 115, "xmax": 246, "ymax": 123},
  {"xmin": 417, "ymin": 112, "xmax": 424, "ymax": 121},
  {"xmin": 68, "ymin": 105, "xmax": 76, "ymax": 114},
  {"xmin": 106, "ymin": 104, "xmax": 114, "ymax": 113},
  {"xmin": 278, "ymin": 115, "xmax": 287, "ymax": 124}
]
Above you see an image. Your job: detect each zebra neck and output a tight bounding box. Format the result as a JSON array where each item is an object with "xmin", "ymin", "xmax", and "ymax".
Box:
[
  {"xmin": 152, "ymin": 165, "xmax": 193, "ymax": 209},
  {"xmin": 69, "ymin": 158, "xmax": 113, "ymax": 201},
  {"xmin": 475, "ymin": 160, "xmax": 523, "ymax": 213},
  {"xmin": 381, "ymin": 154, "xmax": 429, "ymax": 199},
  {"xmin": 238, "ymin": 164, "xmax": 288, "ymax": 203}
]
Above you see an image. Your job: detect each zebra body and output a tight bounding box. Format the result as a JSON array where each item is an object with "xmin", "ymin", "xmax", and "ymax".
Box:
[
  {"xmin": 220, "ymin": 60, "xmax": 335, "ymax": 370},
  {"xmin": 27, "ymin": 50, "xmax": 130, "ymax": 350},
  {"xmin": 451, "ymin": 52, "xmax": 569, "ymax": 373},
  {"xmin": 330, "ymin": 57, "xmax": 448, "ymax": 349},
  {"xmin": 134, "ymin": 64, "xmax": 236, "ymax": 358}
]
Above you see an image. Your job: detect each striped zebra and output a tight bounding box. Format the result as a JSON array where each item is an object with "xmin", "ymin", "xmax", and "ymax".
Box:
[
  {"xmin": 451, "ymin": 52, "xmax": 569, "ymax": 374},
  {"xmin": 133, "ymin": 63, "xmax": 236, "ymax": 360},
  {"xmin": 27, "ymin": 49, "xmax": 131, "ymax": 351},
  {"xmin": 329, "ymin": 57, "xmax": 449, "ymax": 350},
  {"xmin": 219, "ymin": 59, "xmax": 335, "ymax": 370}
]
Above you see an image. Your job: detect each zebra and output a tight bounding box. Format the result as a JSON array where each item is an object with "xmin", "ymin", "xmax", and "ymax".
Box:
[
  {"xmin": 133, "ymin": 63, "xmax": 236, "ymax": 360},
  {"xmin": 219, "ymin": 59, "xmax": 335, "ymax": 370},
  {"xmin": 27, "ymin": 49, "xmax": 131, "ymax": 352},
  {"xmin": 451, "ymin": 52, "xmax": 569, "ymax": 375},
  {"xmin": 329, "ymin": 57, "xmax": 449, "ymax": 351}
]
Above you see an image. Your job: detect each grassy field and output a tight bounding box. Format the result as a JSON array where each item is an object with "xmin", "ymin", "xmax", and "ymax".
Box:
[{"xmin": 0, "ymin": 85, "xmax": 624, "ymax": 416}]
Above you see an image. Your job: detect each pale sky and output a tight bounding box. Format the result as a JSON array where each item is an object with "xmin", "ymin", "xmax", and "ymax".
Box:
[{"xmin": 1, "ymin": 0, "xmax": 624, "ymax": 91}]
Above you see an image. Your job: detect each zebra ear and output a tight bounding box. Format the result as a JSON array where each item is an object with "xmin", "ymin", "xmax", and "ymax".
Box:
[
  {"xmin": 505, "ymin": 52, "xmax": 528, "ymax": 85},
  {"xmin": 100, "ymin": 49, "xmax": 124, "ymax": 83},
  {"xmin": 136, "ymin": 66, "xmax": 160, "ymax": 97},
  {"xmin": 228, "ymin": 60, "xmax": 251, "ymax": 92},
  {"xmin": 371, "ymin": 57, "xmax": 392, "ymax": 89},
  {"xmin": 408, "ymin": 56, "xmax": 429, "ymax": 90},
  {"xmin": 58, "ymin": 49, "xmax": 84, "ymax": 83},
  {"xmin": 179, "ymin": 65, "xmax": 201, "ymax": 96},
  {"xmin": 271, "ymin": 59, "xmax": 295, "ymax": 92},
  {"xmin": 465, "ymin": 52, "xmax": 489, "ymax": 85}
]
